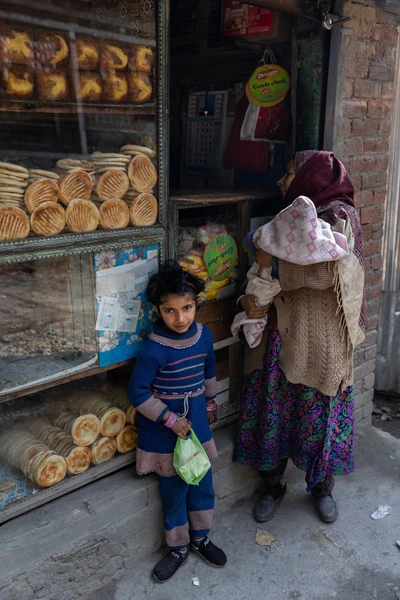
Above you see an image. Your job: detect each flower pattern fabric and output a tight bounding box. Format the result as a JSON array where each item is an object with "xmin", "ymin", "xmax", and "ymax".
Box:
[{"xmin": 234, "ymin": 326, "xmax": 355, "ymax": 491}]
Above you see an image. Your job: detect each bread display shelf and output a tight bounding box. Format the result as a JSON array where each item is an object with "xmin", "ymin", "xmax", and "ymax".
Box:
[
  {"xmin": 0, "ymin": 100, "xmax": 156, "ymax": 115},
  {"xmin": 0, "ymin": 448, "xmax": 136, "ymax": 524}
]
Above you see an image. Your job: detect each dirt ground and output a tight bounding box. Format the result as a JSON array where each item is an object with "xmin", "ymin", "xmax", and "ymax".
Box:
[{"xmin": 373, "ymin": 392, "xmax": 400, "ymax": 440}]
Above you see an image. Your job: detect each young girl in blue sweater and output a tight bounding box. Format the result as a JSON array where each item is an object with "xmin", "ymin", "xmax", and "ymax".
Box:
[{"xmin": 128, "ymin": 263, "xmax": 227, "ymax": 583}]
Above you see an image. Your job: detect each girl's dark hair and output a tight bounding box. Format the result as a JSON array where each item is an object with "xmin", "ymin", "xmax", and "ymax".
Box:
[{"xmin": 147, "ymin": 261, "xmax": 204, "ymax": 307}]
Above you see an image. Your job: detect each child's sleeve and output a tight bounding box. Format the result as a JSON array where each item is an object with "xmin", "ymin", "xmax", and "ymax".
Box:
[
  {"xmin": 204, "ymin": 328, "xmax": 217, "ymax": 402},
  {"xmin": 128, "ymin": 351, "xmax": 169, "ymax": 423}
]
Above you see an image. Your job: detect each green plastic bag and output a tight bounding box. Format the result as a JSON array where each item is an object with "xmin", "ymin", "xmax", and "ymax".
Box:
[{"xmin": 173, "ymin": 429, "xmax": 211, "ymax": 485}]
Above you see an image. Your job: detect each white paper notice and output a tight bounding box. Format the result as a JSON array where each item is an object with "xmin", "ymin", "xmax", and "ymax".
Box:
[
  {"xmin": 96, "ymin": 296, "xmax": 141, "ymax": 332},
  {"xmin": 96, "ymin": 270, "xmax": 136, "ymax": 297}
]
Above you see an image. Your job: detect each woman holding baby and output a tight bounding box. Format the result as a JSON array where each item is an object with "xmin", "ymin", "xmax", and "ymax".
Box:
[{"xmin": 233, "ymin": 150, "xmax": 365, "ymax": 524}]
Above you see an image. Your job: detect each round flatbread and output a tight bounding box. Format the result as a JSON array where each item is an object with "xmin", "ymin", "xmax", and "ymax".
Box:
[
  {"xmin": 99, "ymin": 198, "xmax": 130, "ymax": 230},
  {"xmin": 65, "ymin": 198, "xmax": 99, "ymax": 232},
  {"xmin": 24, "ymin": 179, "xmax": 59, "ymax": 213},
  {"xmin": 29, "ymin": 169, "xmax": 59, "ymax": 180},
  {"xmin": 59, "ymin": 170, "xmax": 92, "ymax": 205},
  {"xmin": 96, "ymin": 170, "xmax": 129, "ymax": 201},
  {"xmin": 130, "ymin": 192, "xmax": 158, "ymax": 227},
  {"xmin": 31, "ymin": 201, "xmax": 66, "ymax": 236},
  {"xmin": 116, "ymin": 425, "xmax": 137, "ymax": 453},
  {"xmin": 0, "ymin": 206, "xmax": 30, "ymax": 241},
  {"xmin": 128, "ymin": 155, "xmax": 158, "ymax": 193},
  {"xmin": 90, "ymin": 436, "xmax": 117, "ymax": 465}
]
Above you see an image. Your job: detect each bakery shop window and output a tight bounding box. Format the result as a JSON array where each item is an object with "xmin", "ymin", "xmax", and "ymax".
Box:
[
  {"xmin": 0, "ymin": 369, "xmax": 138, "ymax": 521},
  {"xmin": 0, "ymin": 0, "xmax": 160, "ymax": 243}
]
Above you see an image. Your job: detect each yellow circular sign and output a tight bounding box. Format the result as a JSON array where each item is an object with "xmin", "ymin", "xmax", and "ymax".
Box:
[{"xmin": 246, "ymin": 64, "xmax": 290, "ymax": 107}]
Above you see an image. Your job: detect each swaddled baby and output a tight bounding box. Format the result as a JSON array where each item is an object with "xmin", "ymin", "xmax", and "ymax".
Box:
[{"xmin": 231, "ymin": 196, "xmax": 349, "ymax": 348}]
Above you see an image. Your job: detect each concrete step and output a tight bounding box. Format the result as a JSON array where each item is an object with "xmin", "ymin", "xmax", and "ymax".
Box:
[{"xmin": 0, "ymin": 425, "xmax": 262, "ymax": 600}]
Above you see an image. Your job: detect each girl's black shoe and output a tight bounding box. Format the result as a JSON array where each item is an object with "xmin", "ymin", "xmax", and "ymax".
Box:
[
  {"xmin": 152, "ymin": 548, "xmax": 189, "ymax": 583},
  {"xmin": 190, "ymin": 536, "xmax": 227, "ymax": 568}
]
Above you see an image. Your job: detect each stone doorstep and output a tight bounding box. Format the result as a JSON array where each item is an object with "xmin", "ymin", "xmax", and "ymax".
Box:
[{"xmin": 0, "ymin": 425, "xmax": 262, "ymax": 587}]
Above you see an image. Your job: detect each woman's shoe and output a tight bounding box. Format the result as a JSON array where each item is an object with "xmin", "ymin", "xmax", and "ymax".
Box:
[
  {"xmin": 152, "ymin": 548, "xmax": 189, "ymax": 583},
  {"xmin": 315, "ymin": 494, "xmax": 339, "ymax": 523},
  {"xmin": 253, "ymin": 481, "xmax": 286, "ymax": 522}
]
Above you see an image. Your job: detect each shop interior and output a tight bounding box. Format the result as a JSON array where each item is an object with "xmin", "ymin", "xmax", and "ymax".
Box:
[{"xmin": 0, "ymin": 0, "xmax": 332, "ymax": 523}]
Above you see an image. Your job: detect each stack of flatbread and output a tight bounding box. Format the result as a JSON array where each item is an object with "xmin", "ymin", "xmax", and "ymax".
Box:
[
  {"xmin": 53, "ymin": 410, "xmax": 101, "ymax": 446},
  {"xmin": 0, "ymin": 429, "xmax": 67, "ymax": 488},
  {"xmin": 92, "ymin": 152, "xmax": 130, "ymax": 175},
  {"xmin": 56, "ymin": 158, "xmax": 95, "ymax": 177},
  {"xmin": 71, "ymin": 391, "xmax": 126, "ymax": 437},
  {"xmin": 28, "ymin": 169, "xmax": 59, "ymax": 185},
  {"xmin": 30, "ymin": 417, "xmax": 91, "ymax": 475},
  {"xmin": 0, "ymin": 162, "xmax": 29, "ymax": 211}
]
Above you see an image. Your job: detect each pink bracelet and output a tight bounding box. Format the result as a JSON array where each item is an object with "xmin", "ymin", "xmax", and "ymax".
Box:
[
  {"xmin": 164, "ymin": 412, "xmax": 178, "ymax": 428},
  {"xmin": 206, "ymin": 402, "xmax": 217, "ymax": 412}
]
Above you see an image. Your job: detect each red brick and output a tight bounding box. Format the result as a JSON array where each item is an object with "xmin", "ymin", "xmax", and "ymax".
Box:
[
  {"xmin": 367, "ymin": 315, "xmax": 379, "ymax": 330},
  {"xmin": 375, "ymin": 156, "xmax": 389, "ymax": 171},
  {"xmin": 369, "ymin": 60, "xmax": 395, "ymax": 82},
  {"xmin": 366, "ymin": 285, "xmax": 381, "ymax": 300},
  {"xmin": 365, "ymin": 347, "xmax": 377, "ymax": 361},
  {"xmin": 381, "ymin": 81, "xmax": 393, "ymax": 100},
  {"xmin": 362, "ymin": 224, "xmax": 373, "ymax": 240},
  {"xmin": 353, "ymin": 40, "xmax": 382, "ymax": 60},
  {"xmin": 357, "ymin": 189, "xmax": 375, "ymax": 207},
  {"xmin": 373, "ymin": 189, "xmax": 387, "ymax": 204},
  {"xmin": 361, "ymin": 329, "xmax": 378, "ymax": 348},
  {"xmin": 350, "ymin": 156, "xmax": 376, "ymax": 174},
  {"xmin": 364, "ymin": 239, "xmax": 382, "ymax": 256},
  {"xmin": 351, "ymin": 175, "xmax": 362, "ymax": 192},
  {"xmin": 361, "ymin": 172, "xmax": 388, "ymax": 190},
  {"xmin": 352, "ymin": 119, "xmax": 379, "ymax": 136},
  {"xmin": 365, "ymin": 270, "xmax": 381, "ymax": 286},
  {"xmin": 383, "ymin": 44, "xmax": 397, "ymax": 62},
  {"xmin": 346, "ymin": 59, "xmax": 369, "ymax": 79},
  {"xmin": 353, "ymin": 79, "xmax": 381, "ymax": 98},
  {"xmin": 371, "ymin": 255, "xmax": 383, "ymax": 270},
  {"xmin": 363, "ymin": 137, "xmax": 389, "ymax": 153},
  {"xmin": 378, "ymin": 120, "xmax": 391, "ymax": 136},
  {"xmin": 343, "ymin": 137, "xmax": 364, "ymax": 155},
  {"xmin": 342, "ymin": 100, "xmax": 368, "ymax": 119},
  {"xmin": 339, "ymin": 119, "xmax": 352, "ymax": 138},
  {"xmin": 374, "ymin": 25, "xmax": 399, "ymax": 45},
  {"xmin": 343, "ymin": 78, "xmax": 354, "ymax": 99},
  {"xmin": 367, "ymin": 100, "xmax": 392, "ymax": 119}
]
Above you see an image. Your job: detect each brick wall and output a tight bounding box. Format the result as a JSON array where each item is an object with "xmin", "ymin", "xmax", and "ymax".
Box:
[{"xmin": 333, "ymin": 0, "xmax": 399, "ymax": 424}]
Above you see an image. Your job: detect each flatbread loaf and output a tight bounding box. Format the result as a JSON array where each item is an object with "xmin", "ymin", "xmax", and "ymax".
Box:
[
  {"xmin": 0, "ymin": 206, "xmax": 30, "ymax": 241},
  {"xmin": 99, "ymin": 198, "xmax": 129, "ymax": 229},
  {"xmin": 116, "ymin": 425, "xmax": 138, "ymax": 454},
  {"xmin": 59, "ymin": 170, "xmax": 92, "ymax": 205},
  {"xmin": 128, "ymin": 155, "xmax": 157, "ymax": 192},
  {"xmin": 91, "ymin": 436, "xmax": 117, "ymax": 465},
  {"xmin": 24, "ymin": 178, "xmax": 59, "ymax": 213},
  {"xmin": 96, "ymin": 170, "xmax": 129, "ymax": 201},
  {"xmin": 65, "ymin": 198, "xmax": 100, "ymax": 233},
  {"xmin": 31, "ymin": 201, "xmax": 65, "ymax": 236},
  {"xmin": 130, "ymin": 192, "xmax": 158, "ymax": 227},
  {"xmin": 65, "ymin": 198, "xmax": 99, "ymax": 232}
]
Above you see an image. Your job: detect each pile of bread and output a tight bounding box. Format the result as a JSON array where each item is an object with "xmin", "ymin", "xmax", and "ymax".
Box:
[
  {"xmin": 0, "ymin": 385, "xmax": 137, "ymax": 488},
  {"xmin": 0, "ymin": 144, "xmax": 158, "ymax": 241},
  {"xmin": 0, "ymin": 22, "xmax": 154, "ymax": 104}
]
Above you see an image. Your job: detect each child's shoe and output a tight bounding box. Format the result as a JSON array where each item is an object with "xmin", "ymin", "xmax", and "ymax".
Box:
[
  {"xmin": 190, "ymin": 536, "xmax": 227, "ymax": 568},
  {"xmin": 152, "ymin": 547, "xmax": 189, "ymax": 583}
]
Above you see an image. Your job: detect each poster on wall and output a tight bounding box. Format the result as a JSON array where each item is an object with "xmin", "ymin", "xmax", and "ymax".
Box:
[{"xmin": 93, "ymin": 245, "xmax": 159, "ymax": 367}]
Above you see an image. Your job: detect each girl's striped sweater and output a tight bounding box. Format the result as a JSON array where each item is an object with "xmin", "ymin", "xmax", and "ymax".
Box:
[{"xmin": 128, "ymin": 320, "xmax": 218, "ymax": 477}]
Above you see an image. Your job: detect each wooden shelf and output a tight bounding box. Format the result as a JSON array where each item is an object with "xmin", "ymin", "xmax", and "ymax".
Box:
[
  {"xmin": 0, "ymin": 101, "xmax": 156, "ymax": 116},
  {"xmin": 0, "ymin": 358, "xmax": 133, "ymax": 404}
]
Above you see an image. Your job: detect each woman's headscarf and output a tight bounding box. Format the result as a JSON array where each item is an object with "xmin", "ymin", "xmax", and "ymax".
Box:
[{"xmin": 285, "ymin": 150, "xmax": 355, "ymax": 210}]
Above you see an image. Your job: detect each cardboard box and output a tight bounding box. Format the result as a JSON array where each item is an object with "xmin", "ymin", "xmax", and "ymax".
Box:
[{"xmin": 222, "ymin": 1, "xmax": 291, "ymax": 42}]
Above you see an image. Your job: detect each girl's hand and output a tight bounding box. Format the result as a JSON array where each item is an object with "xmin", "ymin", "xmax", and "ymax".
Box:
[
  {"xmin": 207, "ymin": 411, "xmax": 215, "ymax": 425},
  {"xmin": 256, "ymin": 250, "xmax": 273, "ymax": 276},
  {"xmin": 171, "ymin": 418, "xmax": 192, "ymax": 438},
  {"xmin": 239, "ymin": 295, "xmax": 271, "ymax": 319}
]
